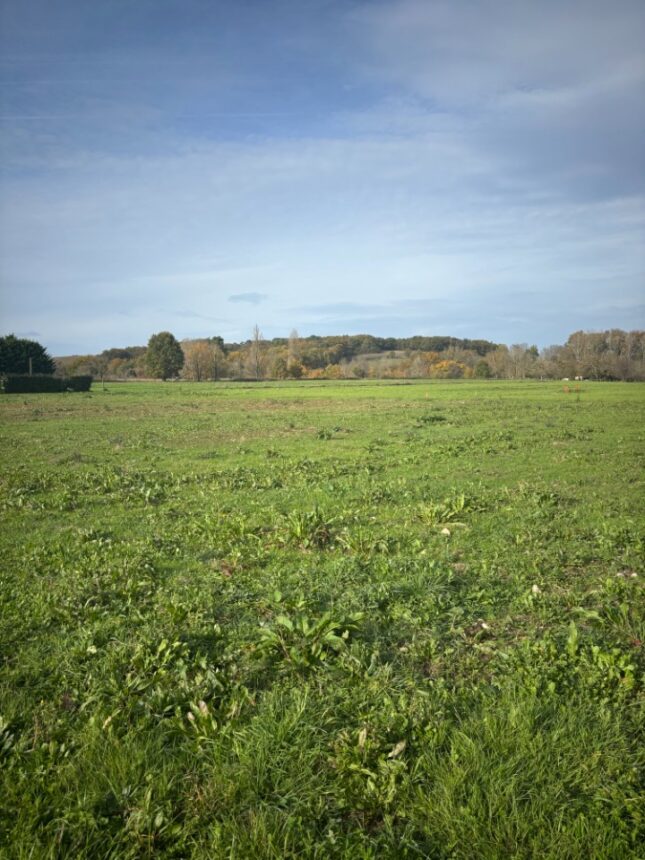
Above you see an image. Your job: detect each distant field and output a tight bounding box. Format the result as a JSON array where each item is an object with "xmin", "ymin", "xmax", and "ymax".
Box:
[{"xmin": 1, "ymin": 379, "xmax": 643, "ymax": 858}]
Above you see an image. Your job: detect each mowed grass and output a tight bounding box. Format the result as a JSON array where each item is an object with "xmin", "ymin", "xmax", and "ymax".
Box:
[{"xmin": 0, "ymin": 379, "xmax": 643, "ymax": 859}]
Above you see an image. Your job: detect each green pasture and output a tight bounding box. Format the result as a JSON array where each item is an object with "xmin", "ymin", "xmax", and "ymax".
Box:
[{"xmin": 0, "ymin": 379, "xmax": 643, "ymax": 858}]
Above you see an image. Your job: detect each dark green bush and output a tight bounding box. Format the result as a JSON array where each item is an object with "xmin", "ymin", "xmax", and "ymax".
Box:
[
  {"xmin": 1, "ymin": 375, "xmax": 63, "ymax": 393},
  {"xmin": 1, "ymin": 374, "xmax": 93, "ymax": 393},
  {"xmin": 66, "ymin": 375, "xmax": 93, "ymax": 392}
]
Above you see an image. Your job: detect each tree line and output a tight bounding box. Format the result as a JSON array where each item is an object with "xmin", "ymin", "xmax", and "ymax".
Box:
[{"xmin": 4, "ymin": 328, "xmax": 645, "ymax": 383}]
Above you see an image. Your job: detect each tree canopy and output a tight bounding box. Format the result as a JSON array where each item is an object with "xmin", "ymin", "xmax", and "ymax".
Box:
[
  {"xmin": 0, "ymin": 334, "xmax": 55, "ymax": 375},
  {"xmin": 49, "ymin": 327, "xmax": 645, "ymax": 383},
  {"xmin": 145, "ymin": 331, "xmax": 184, "ymax": 380}
]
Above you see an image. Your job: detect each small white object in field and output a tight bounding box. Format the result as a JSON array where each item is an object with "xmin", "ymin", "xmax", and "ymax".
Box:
[
  {"xmin": 441, "ymin": 527, "xmax": 451, "ymax": 536},
  {"xmin": 388, "ymin": 740, "xmax": 407, "ymax": 758},
  {"xmin": 532, "ymin": 584, "xmax": 541, "ymax": 595},
  {"xmin": 480, "ymin": 621, "xmax": 490, "ymax": 631}
]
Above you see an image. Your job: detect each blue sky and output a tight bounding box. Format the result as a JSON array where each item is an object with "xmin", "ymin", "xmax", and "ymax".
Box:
[{"xmin": 1, "ymin": 0, "xmax": 643, "ymax": 354}]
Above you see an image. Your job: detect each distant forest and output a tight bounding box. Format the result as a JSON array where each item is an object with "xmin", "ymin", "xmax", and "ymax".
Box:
[{"xmin": 55, "ymin": 329, "xmax": 645, "ymax": 382}]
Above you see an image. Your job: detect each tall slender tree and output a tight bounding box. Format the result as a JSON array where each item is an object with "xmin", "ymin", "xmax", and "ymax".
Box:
[
  {"xmin": 247, "ymin": 324, "xmax": 266, "ymax": 380},
  {"xmin": 287, "ymin": 328, "xmax": 301, "ymax": 370}
]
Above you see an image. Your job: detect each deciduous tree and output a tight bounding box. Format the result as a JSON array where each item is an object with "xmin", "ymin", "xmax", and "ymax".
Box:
[
  {"xmin": 182, "ymin": 339, "xmax": 215, "ymax": 381},
  {"xmin": 247, "ymin": 324, "xmax": 266, "ymax": 380},
  {"xmin": 287, "ymin": 328, "xmax": 301, "ymax": 373},
  {"xmin": 145, "ymin": 331, "xmax": 184, "ymax": 380}
]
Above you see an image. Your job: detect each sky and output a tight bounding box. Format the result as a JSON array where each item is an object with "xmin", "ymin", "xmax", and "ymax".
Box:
[{"xmin": 0, "ymin": 0, "xmax": 643, "ymax": 355}]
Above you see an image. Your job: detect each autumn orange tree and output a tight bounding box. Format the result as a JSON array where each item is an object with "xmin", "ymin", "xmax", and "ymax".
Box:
[{"xmin": 181, "ymin": 340, "xmax": 222, "ymax": 381}]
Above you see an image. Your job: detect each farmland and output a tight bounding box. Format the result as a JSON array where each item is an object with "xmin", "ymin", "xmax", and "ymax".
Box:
[{"xmin": 0, "ymin": 379, "xmax": 643, "ymax": 858}]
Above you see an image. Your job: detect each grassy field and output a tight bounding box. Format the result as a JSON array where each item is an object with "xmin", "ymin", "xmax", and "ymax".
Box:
[{"xmin": 0, "ymin": 379, "xmax": 643, "ymax": 858}]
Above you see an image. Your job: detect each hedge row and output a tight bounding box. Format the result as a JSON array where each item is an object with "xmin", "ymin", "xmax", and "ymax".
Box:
[{"xmin": 1, "ymin": 374, "xmax": 93, "ymax": 393}]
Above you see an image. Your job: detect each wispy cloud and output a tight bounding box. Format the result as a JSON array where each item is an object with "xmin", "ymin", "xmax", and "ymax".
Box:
[
  {"xmin": 228, "ymin": 292, "xmax": 269, "ymax": 305},
  {"xmin": 348, "ymin": 0, "xmax": 645, "ymax": 198},
  {"xmin": 167, "ymin": 309, "xmax": 224, "ymax": 323}
]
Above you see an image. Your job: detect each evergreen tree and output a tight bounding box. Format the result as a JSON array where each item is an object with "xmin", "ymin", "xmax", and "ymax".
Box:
[{"xmin": 0, "ymin": 334, "xmax": 55, "ymax": 375}]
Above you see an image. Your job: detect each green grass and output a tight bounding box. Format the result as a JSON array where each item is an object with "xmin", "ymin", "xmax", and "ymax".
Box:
[{"xmin": 0, "ymin": 379, "xmax": 643, "ymax": 858}]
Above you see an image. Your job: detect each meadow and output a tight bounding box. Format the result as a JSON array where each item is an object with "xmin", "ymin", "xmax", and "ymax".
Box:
[{"xmin": 0, "ymin": 379, "xmax": 643, "ymax": 859}]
